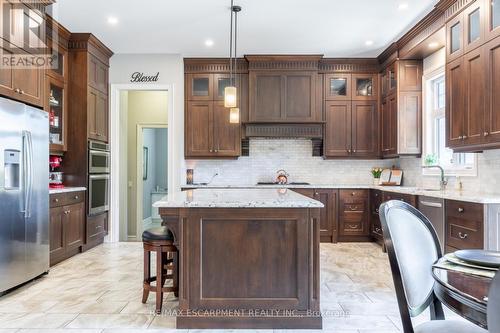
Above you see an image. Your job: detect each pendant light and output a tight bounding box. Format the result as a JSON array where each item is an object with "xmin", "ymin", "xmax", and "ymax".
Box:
[{"xmin": 225, "ymin": 1, "xmax": 242, "ymax": 123}]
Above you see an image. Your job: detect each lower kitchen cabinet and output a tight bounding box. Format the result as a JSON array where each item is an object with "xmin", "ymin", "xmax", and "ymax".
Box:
[
  {"xmin": 445, "ymin": 200, "xmax": 484, "ymax": 253},
  {"xmin": 49, "ymin": 191, "xmax": 85, "ymax": 266},
  {"xmin": 370, "ymin": 190, "xmax": 384, "ymax": 244},
  {"xmin": 86, "ymin": 212, "xmax": 108, "ymax": 247},
  {"xmin": 292, "ymin": 188, "xmax": 338, "ymax": 242},
  {"xmin": 338, "ymin": 189, "xmax": 370, "ymax": 241}
]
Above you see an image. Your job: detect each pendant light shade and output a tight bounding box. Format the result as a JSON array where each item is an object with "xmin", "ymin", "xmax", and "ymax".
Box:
[
  {"xmin": 229, "ymin": 107, "xmax": 240, "ymax": 124},
  {"xmin": 224, "ymin": 86, "xmax": 237, "ymax": 108},
  {"xmin": 226, "ymin": 1, "xmax": 241, "ymax": 121}
]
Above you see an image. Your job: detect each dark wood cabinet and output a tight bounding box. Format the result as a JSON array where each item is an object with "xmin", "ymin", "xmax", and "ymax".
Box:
[
  {"xmin": 381, "ymin": 93, "xmax": 398, "ymax": 157},
  {"xmin": 324, "ymin": 101, "xmax": 351, "ymax": 157},
  {"xmin": 49, "ymin": 191, "xmax": 85, "ymax": 266},
  {"xmin": 446, "ymin": 57, "xmax": 466, "ymax": 148},
  {"xmin": 380, "ymin": 60, "xmax": 422, "ymax": 157},
  {"xmin": 249, "ymin": 71, "xmax": 319, "ymax": 123},
  {"xmin": 338, "ymin": 189, "xmax": 370, "ymax": 240},
  {"xmin": 370, "ymin": 190, "xmax": 383, "ymax": 243},
  {"xmin": 185, "ymin": 101, "xmax": 240, "ymax": 158},
  {"xmin": 352, "ymin": 74, "xmax": 377, "ymax": 101},
  {"xmin": 68, "ymin": 33, "xmax": 112, "ymax": 144},
  {"xmin": 463, "ymin": 47, "xmax": 486, "ymax": 147},
  {"xmin": 324, "ymin": 100, "xmax": 378, "ymax": 158},
  {"xmin": 484, "ymin": 35, "xmax": 500, "ymax": 144},
  {"xmin": 88, "ymin": 87, "xmax": 108, "ymax": 142},
  {"xmin": 0, "ymin": 42, "xmax": 44, "ymax": 107},
  {"xmin": 87, "ymin": 212, "xmax": 108, "ymax": 245},
  {"xmin": 292, "ymin": 188, "xmax": 337, "ymax": 243},
  {"xmin": 445, "ymin": 200, "xmax": 484, "ymax": 253}
]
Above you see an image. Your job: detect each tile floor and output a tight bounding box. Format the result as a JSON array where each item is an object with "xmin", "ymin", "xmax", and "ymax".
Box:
[{"xmin": 0, "ymin": 242, "xmax": 464, "ymax": 333}]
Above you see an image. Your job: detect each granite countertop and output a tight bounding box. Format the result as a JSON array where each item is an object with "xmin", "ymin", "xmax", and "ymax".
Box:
[
  {"xmin": 153, "ymin": 188, "xmax": 324, "ymax": 208},
  {"xmin": 181, "ymin": 184, "xmax": 500, "ymax": 204},
  {"xmin": 49, "ymin": 187, "xmax": 87, "ymax": 195}
]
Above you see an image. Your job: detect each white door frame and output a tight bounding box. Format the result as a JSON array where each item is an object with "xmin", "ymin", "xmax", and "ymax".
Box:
[
  {"xmin": 136, "ymin": 123, "xmax": 168, "ymax": 241},
  {"xmin": 109, "ymin": 83, "xmax": 175, "ymax": 243}
]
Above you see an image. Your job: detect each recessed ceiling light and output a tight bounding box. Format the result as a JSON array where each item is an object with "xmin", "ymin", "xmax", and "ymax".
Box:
[
  {"xmin": 365, "ymin": 40, "xmax": 374, "ymax": 46},
  {"xmin": 107, "ymin": 16, "xmax": 119, "ymax": 25},
  {"xmin": 398, "ymin": 3, "xmax": 409, "ymax": 10},
  {"xmin": 428, "ymin": 42, "xmax": 440, "ymax": 49},
  {"xmin": 205, "ymin": 39, "xmax": 214, "ymax": 47}
]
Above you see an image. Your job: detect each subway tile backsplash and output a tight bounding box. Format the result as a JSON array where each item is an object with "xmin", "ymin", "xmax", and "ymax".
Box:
[{"xmin": 184, "ymin": 139, "xmax": 397, "ymax": 186}]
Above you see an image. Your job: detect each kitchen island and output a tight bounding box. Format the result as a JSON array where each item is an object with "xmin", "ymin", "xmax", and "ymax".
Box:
[{"xmin": 154, "ymin": 188, "xmax": 324, "ymax": 329}]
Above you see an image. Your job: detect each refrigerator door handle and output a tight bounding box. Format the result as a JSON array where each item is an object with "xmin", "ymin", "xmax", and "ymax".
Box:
[
  {"xmin": 21, "ymin": 130, "xmax": 33, "ymax": 218},
  {"xmin": 26, "ymin": 130, "xmax": 33, "ymax": 218}
]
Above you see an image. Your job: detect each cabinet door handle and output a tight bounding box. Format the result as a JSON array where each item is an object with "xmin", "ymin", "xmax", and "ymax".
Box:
[
  {"xmin": 64, "ymin": 210, "xmax": 70, "ymax": 215},
  {"xmin": 209, "ymin": 149, "xmax": 213, "ymax": 153},
  {"xmin": 458, "ymin": 232, "xmax": 468, "ymax": 239},
  {"xmin": 74, "ymin": 195, "xmax": 79, "ymax": 200},
  {"xmin": 315, "ymin": 192, "xmax": 319, "ymax": 196},
  {"xmin": 351, "ymin": 192, "xmax": 356, "ymax": 196},
  {"xmin": 348, "ymin": 224, "xmax": 358, "ymax": 229},
  {"xmin": 353, "ymin": 149, "xmax": 356, "ymax": 153},
  {"xmin": 484, "ymin": 132, "xmax": 489, "ymax": 137},
  {"xmin": 462, "ymin": 135, "xmax": 468, "ymax": 139},
  {"xmin": 375, "ymin": 227, "xmax": 382, "ymax": 233},
  {"xmin": 375, "ymin": 208, "xmax": 379, "ymax": 213},
  {"xmin": 458, "ymin": 135, "xmax": 463, "ymax": 140},
  {"xmin": 458, "ymin": 207, "xmax": 464, "ymax": 213},
  {"xmin": 20, "ymin": 90, "xmax": 24, "ymax": 94},
  {"xmin": 15, "ymin": 88, "xmax": 20, "ymax": 93},
  {"xmin": 54, "ymin": 198, "xmax": 59, "ymax": 203}
]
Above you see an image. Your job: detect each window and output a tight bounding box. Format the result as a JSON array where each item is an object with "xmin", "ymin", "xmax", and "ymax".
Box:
[{"xmin": 422, "ymin": 70, "xmax": 477, "ymax": 176}]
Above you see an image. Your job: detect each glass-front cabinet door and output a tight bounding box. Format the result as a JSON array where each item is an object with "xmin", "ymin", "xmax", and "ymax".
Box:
[
  {"xmin": 486, "ymin": 0, "xmax": 500, "ymax": 40},
  {"xmin": 213, "ymin": 74, "xmax": 233, "ymax": 101},
  {"xmin": 324, "ymin": 74, "xmax": 351, "ymax": 100},
  {"xmin": 187, "ymin": 74, "xmax": 213, "ymax": 101},
  {"xmin": 352, "ymin": 74, "xmax": 377, "ymax": 100},
  {"xmin": 388, "ymin": 64, "xmax": 397, "ymax": 95},
  {"xmin": 46, "ymin": 39, "xmax": 67, "ymax": 82},
  {"xmin": 447, "ymin": 12, "xmax": 464, "ymax": 61},
  {"xmin": 46, "ymin": 77, "xmax": 67, "ymax": 152},
  {"xmin": 464, "ymin": 1, "xmax": 485, "ymax": 53}
]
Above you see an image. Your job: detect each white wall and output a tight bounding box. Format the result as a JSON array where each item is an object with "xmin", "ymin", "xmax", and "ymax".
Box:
[
  {"xmin": 110, "ymin": 54, "xmax": 183, "ymax": 240},
  {"xmin": 110, "ymin": 54, "xmax": 184, "ymax": 192}
]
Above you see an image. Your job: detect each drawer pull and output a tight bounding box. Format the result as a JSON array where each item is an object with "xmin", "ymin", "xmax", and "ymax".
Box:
[
  {"xmin": 458, "ymin": 207, "xmax": 464, "ymax": 213},
  {"xmin": 64, "ymin": 210, "xmax": 70, "ymax": 215},
  {"xmin": 375, "ymin": 208, "xmax": 379, "ymax": 213},
  {"xmin": 458, "ymin": 232, "xmax": 468, "ymax": 239},
  {"xmin": 375, "ymin": 227, "xmax": 382, "ymax": 233},
  {"xmin": 348, "ymin": 224, "xmax": 358, "ymax": 229},
  {"xmin": 96, "ymin": 225, "xmax": 103, "ymax": 229},
  {"xmin": 54, "ymin": 198, "xmax": 59, "ymax": 203},
  {"xmin": 15, "ymin": 88, "xmax": 20, "ymax": 93},
  {"xmin": 74, "ymin": 195, "xmax": 79, "ymax": 200},
  {"xmin": 351, "ymin": 192, "xmax": 356, "ymax": 196}
]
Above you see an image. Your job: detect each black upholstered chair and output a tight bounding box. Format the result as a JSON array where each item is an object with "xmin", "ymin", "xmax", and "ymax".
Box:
[
  {"xmin": 142, "ymin": 226, "xmax": 178, "ymax": 314},
  {"xmin": 379, "ymin": 200, "xmax": 486, "ymax": 333},
  {"xmin": 489, "ymin": 272, "xmax": 500, "ymax": 333}
]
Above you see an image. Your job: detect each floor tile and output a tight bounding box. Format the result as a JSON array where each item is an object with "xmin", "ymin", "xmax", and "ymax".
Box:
[
  {"xmin": 66, "ymin": 314, "xmax": 154, "ymax": 329},
  {"xmin": 0, "ymin": 313, "xmax": 77, "ymax": 329}
]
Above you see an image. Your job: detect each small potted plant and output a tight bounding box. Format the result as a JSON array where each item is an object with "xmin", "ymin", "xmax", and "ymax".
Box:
[{"xmin": 371, "ymin": 167, "xmax": 383, "ymax": 185}]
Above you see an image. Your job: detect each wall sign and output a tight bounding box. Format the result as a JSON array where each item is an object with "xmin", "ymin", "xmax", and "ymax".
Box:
[{"xmin": 130, "ymin": 72, "xmax": 159, "ymax": 83}]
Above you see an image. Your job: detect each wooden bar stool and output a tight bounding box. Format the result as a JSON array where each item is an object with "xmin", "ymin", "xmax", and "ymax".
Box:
[{"xmin": 142, "ymin": 226, "xmax": 178, "ymax": 314}]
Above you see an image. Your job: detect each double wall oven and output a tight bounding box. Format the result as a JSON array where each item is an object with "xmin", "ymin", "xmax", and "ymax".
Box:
[{"xmin": 88, "ymin": 140, "xmax": 110, "ymax": 215}]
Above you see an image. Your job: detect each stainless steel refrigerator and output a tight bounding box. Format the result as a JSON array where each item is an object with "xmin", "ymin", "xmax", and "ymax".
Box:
[{"xmin": 0, "ymin": 97, "xmax": 49, "ymax": 294}]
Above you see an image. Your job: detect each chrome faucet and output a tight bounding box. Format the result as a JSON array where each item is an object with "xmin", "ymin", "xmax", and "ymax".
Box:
[{"xmin": 422, "ymin": 165, "xmax": 448, "ymax": 191}]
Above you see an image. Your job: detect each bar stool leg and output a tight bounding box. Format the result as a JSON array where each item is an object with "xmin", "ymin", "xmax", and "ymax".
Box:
[
  {"xmin": 155, "ymin": 248, "xmax": 163, "ymax": 314},
  {"xmin": 173, "ymin": 251, "xmax": 179, "ymax": 298},
  {"xmin": 142, "ymin": 249, "xmax": 150, "ymax": 304}
]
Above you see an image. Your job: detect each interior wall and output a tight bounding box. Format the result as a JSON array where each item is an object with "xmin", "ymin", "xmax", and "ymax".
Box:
[
  {"xmin": 154, "ymin": 128, "xmax": 168, "ymax": 190},
  {"xmin": 118, "ymin": 90, "xmax": 129, "ymax": 242},
  {"xmin": 126, "ymin": 91, "xmax": 168, "ymax": 238}
]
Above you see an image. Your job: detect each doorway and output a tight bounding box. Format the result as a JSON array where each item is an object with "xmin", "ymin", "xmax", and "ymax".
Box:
[
  {"xmin": 139, "ymin": 126, "xmax": 168, "ymax": 233},
  {"xmin": 112, "ymin": 89, "xmax": 170, "ymax": 242}
]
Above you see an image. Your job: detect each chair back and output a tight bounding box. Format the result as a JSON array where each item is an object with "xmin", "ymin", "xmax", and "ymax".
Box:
[
  {"xmin": 489, "ymin": 272, "xmax": 500, "ymax": 333},
  {"xmin": 379, "ymin": 200, "xmax": 444, "ymax": 332}
]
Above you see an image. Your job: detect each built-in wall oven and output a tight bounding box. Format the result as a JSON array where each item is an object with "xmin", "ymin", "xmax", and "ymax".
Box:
[
  {"xmin": 89, "ymin": 140, "xmax": 110, "ymax": 173},
  {"xmin": 88, "ymin": 140, "xmax": 110, "ymax": 215}
]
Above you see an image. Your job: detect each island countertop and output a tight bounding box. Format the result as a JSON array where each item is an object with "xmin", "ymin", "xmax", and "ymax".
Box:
[{"xmin": 153, "ymin": 188, "xmax": 324, "ymax": 208}]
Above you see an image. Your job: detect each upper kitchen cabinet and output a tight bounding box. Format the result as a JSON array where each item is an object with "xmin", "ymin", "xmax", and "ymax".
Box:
[
  {"xmin": 45, "ymin": 16, "xmax": 70, "ymax": 152},
  {"xmin": 184, "ymin": 59, "xmax": 246, "ymax": 158},
  {"xmin": 68, "ymin": 33, "xmax": 113, "ymax": 143},
  {"xmin": 380, "ymin": 60, "xmax": 423, "ymax": 157},
  {"xmin": 246, "ymin": 55, "xmax": 322, "ymax": 123},
  {"xmin": 446, "ymin": 0, "xmax": 486, "ymax": 61},
  {"xmin": 486, "ymin": 0, "xmax": 500, "ymax": 40}
]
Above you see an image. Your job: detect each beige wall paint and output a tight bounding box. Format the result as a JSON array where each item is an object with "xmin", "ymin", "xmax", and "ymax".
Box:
[{"xmin": 125, "ymin": 91, "xmax": 168, "ymax": 238}]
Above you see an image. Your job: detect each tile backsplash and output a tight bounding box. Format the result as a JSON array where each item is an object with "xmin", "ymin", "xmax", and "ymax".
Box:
[
  {"xmin": 400, "ymin": 150, "xmax": 500, "ymax": 194},
  {"xmin": 184, "ymin": 139, "xmax": 397, "ymax": 185}
]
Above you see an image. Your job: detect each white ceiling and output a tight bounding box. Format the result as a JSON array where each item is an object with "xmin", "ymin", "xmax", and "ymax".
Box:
[{"xmin": 51, "ymin": 0, "xmax": 439, "ymax": 57}]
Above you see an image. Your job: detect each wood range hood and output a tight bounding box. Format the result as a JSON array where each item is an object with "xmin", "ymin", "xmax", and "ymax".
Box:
[{"xmin": 244, "ymin": 55, "xmax": 324, "ymax": 139}]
